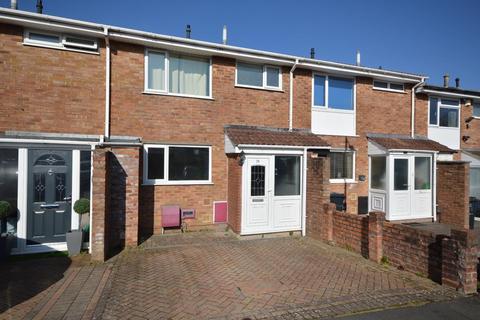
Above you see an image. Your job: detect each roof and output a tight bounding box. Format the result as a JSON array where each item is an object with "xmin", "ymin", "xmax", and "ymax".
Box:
[
  {"xmin": 418, "ymin": 85, "xmax": 480, "ymax": 99},
  {"xmin": 0, "ymin": 7, "xmax": 425, "ymax": 82},
  {"xmin": 368, "ymin": 134, "xmax": 454, "ymax": 153},
  {"xmin": 225, "ymin": 125, "xmax": 330, "ymax": 148}
]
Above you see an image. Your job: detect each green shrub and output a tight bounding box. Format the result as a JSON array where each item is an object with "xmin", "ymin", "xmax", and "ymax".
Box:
[
  {"xmin": 73, "ymin": 198, "xmax": 90, "ymax": 215},
  {"xmin": 0, "ymin": 201, "xmax": 12, "ymax": 220}
]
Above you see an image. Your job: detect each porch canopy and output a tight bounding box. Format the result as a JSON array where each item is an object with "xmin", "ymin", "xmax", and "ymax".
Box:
[{"xmin": 367, "ymin": 133, "xmax": 454, "ymax": 222}]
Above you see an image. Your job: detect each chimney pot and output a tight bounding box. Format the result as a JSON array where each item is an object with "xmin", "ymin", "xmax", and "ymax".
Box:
[
  {"xmin": 186, "ymin": 25, "xmax": 191, "ymax": 39},
  {"xmin": 36, "ymin": 0, "xmax": 43, "ymax": 14},
  {"xmin": 455, "ymin": 77, "xmax": 460, "ymax": 88},
  {"xmin": 443, "ymin": 74, "xmax": 450, "ymax": 87},
  {"xmin": 356, "ymin": 50, "xmax": 361, "ymax": 66},
  {"xmin": 310, "ymin": 48, "xmax": 315, "ymax": 59},
  {"xmin": 11, "ymin": 0, "xmax": 17, "ymax": 9},
  {"xmin": 222, "ymin": 25, "xmax": 227, "ymax": 45}
]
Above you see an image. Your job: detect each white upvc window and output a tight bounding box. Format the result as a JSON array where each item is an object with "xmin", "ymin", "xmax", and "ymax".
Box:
[
  {"xmin": 329, "ymin": 150, "xmax": 356, "ymax": 183},
  {"xmin": 312, "ymin": 74, "xmax": 355, "ymax": 111},
  {"xmin": 473, "ymin": 102, "xmax": 480, "ymax": 118},
  {"xmin": 143, "ymin": 144, "xmax": 212, "ymax": 185},
  {"xmin": 373, "ymin": 80, "xmax": 405, "ymax": 93},
  {"xmin": 429, "ymin": 97, "xmax": 460, "ymax": 128},
  {"xmin": 23, "ymin": 29, "xmax": 98, "ymax": 53},
  {"xmin": 144, "ymin": 49, "xmax": 212, "ymax": 99},
  {"xmin": 235, "ymin": 61, "xmax": 282, "ymax": 90}
]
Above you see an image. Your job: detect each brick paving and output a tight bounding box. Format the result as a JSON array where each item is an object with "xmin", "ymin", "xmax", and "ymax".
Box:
[{"xmin": 0, "ymin": 234, "xmax": 460, "ymax": 320}]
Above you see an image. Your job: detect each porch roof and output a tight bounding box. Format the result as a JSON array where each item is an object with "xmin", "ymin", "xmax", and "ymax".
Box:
[
  {"xmin": 368, "ymin": 134, "xmax": 454, "ymax": 153},
  {"xmin": 224, "ymin": 125, "xmax": 330, "ymax": 148}
]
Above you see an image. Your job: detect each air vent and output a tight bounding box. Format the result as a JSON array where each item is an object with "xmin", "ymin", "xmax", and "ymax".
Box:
[
  {"xmin": 181, "ymin": 208, "xmax": 195, "ymax": 219},
  {"xmin": 62, "ymin": 35, "xmax": 98, "ymax": 50}
]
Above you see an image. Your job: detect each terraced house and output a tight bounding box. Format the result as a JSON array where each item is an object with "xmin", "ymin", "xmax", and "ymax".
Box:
[{"xmin": 0, "ymin": 5, "xmax": 478, "ymax": 260}]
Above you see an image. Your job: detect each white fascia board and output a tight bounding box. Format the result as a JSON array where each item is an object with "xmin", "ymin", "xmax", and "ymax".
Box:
[
  {"xmin": 235, "ymin": 144, "xmax": 330, "ymax": 152},
  {"xmin": 388, "ymin": 149, "xmax": 440, "ymax": 154},
  {"xmin": 0, "ymin": 137, "xmax": 98, "ymax": 146},
  {"xmin": 416, "ymin": 88, "xmax": 480, "ymax": 100}
]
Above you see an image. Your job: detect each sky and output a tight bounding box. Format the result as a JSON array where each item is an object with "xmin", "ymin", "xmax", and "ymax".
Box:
[{"xmin": 2, "ymin": 0, "xmax": 479, "ymax": 89}]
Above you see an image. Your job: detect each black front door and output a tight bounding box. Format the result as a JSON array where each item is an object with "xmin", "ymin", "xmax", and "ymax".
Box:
[{"xmin": 27, "ymin": 150, "xmax": 72, "ymax": 245}]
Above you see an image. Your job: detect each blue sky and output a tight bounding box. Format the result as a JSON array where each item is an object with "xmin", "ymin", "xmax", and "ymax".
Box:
[{"xmin": 3, "ymin": 0, "xmax": 479, "ymax": 89}]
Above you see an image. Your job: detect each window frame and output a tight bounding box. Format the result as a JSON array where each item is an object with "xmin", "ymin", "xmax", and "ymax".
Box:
[
  {"xmin": 23, "ymin": 29, "xmax": 99, "ymax": 54},
  {"xmin": 144, "ymin": 49, "xmax": 213, "ymax": 100},
  {"xmin": 143, "ymin": 144, "xmax": 212, "ymax": 185},
  {"xmin": 311, "ymin": 73, "xmax": 356, "ymax": 112},
  {"xmin": 372, "ymin": 80, "xmax": 405, "ymax": 93},
  {"xmin": 235, "ymin": 61, "xmax": 283, "ymax": 91},
  {"xmin": 329, "ymin": 149, "xmax": 356, "ymax": 184},
  {"xmin": 428, "ymin": 96, "xmax": 460, "ymax": 128},
  {"xmin": 473, "ymin": 102, "xmax": 480, "ymax": 119}
]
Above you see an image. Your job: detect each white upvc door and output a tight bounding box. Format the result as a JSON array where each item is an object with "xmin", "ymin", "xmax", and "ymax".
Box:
[
  {"xmin": 412, "ymin": 155, "xmax": 433, "ymax": 218},
  {"xmin": 390, "ymin": 155, "xmax": 411, "ymax": 219},
  {"xmin": 244, "ymin": 156, "xmax": 271, "ymax": 233}
]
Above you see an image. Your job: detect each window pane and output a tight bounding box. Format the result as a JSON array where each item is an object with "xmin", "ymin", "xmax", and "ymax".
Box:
[
  {"xmin": 169, "ymin": 54, "xmax": 209, "ymax": 96},
  {"xmin": 313, "ymin": 75, "xmax": 326, "ymax": 106},
  {"xmin": 55, "ymin": 173, "xmax": 66, "ymax": 202},
  {"xmin": 250, "ymin": 165, "xmax": 265, "ymax": 196},
  {"xmin": 441, "ymin": 99, "xmax": 459, "ymax": 106},
  {"xmin": 370, "ymin": 156, "xmax": 386, "ymax": 190},
  {"xmin": 29, "ymin": 32, "xmax": 60, "ymax": 44},
  {"xmin": 266, "ymin": 67, "xmax": 280, "ymax": 87},
  {"xmin": 394, "ymin": 159, "xmax": 408, "ymax": 191},
  {"xmin": 168, "ymin": 147, "xmax": 209, "ymax": 181},
  {"xmin": 373, "ymin": 81, "xmax": 388, "ymax": 89},
  {"xmin": 415, "ymin": 157, "xmax": 431, "ymax": 190},
  {"xmin": 473, "ymin": 103, "xmax": 480, "ymax": 117},
  {"xmin": 147, "ymin": 52, "xmax": 166, "ymax": 91},
  {"xmin": 274, "ymin": 156, "xmax": 300, "ymax": 196},
  {"xmin": 429, "ymin": 98, "xmax": 438, "ymax": 125},
  {"xmin": 147, "ymin": 148, "xmax": 165, "ymax": 180},
  {"xmin": 80, "ymin": 151, "xmax": 91, "ymax": 200},
  {"xmin": 0, "ymin": 149, "xmax": 18, "ymax": 235},
  {"xmin": 328, "ymin": 77, "xmax": 354, "ymax": 110},
  {"xmin": 237, "ymin": 62, "xmax": 263, "ymax": 87},
  {"xmin": 470, "ymin": 168, "xmax": 480, "ymax": 200},
  {"xmin": 439, "ymin": 108, "xmax": 459, "ymax": 127},
  {"xmin": 330, "ymin": 152, "xmax": 353, "ymax": 179},
  {"xmin": 390, "ymin": 83, "xmax": 404, "ymax": 91}
]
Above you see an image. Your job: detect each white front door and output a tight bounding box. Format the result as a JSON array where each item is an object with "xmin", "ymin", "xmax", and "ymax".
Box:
[
  {"xmin": 243, "ymin": 155, "xmax": 302, "ymax": 234},
  {"xmin": 389, "ymin": 154, "xmax": 432, "ymax": 219}
]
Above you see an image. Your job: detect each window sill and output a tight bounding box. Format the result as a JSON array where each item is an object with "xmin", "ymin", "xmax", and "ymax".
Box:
[
  {"xmin": 311, "ymin": 107, "xmax": 355, "ymax": 114},
  {"xmin": 23, "ymin": 42, "xmax": 100, "ymax": 55},
  {"xmin": 428, "ymin": 125, "xmax": 460, "ymax": 129},
  {"xmin": 372, "ymin": 87, "xmax": 406, "ymax": 94},
  {"xmin": 329, "ymin": 179, "xmax": 357, "ymax": 184},
  {"xmin": 143, "ymin": 90, "xmax": 215, "ymax": 101},
  {"xmin": 234, "ymin": 84, "xmax": 283, "ymax": 92},
  {"xmin": 142, "ymin": 181, "xmax": 214, "ymax": 186}
]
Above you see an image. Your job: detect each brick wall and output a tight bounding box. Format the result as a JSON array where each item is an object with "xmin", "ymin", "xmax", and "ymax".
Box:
[
  {"xmin": 437, "ymin": 161, "xmax": 470, "ymax": 229},
  {"xmin": 227, "ymin": 154, "xmax": 242, "ymax": 233},
  {"xmin": 91, "ymin": 148, "xmax": 109, "ymax": 262},
  {"xmin": 461, "ymin": 101, "xmax": 480, "ymax": 150}
]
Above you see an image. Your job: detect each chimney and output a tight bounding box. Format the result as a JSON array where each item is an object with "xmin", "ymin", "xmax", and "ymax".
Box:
[
  {"xmin": 455, "ymin": 77, "xmax": 460, "ymax": 88},
  {"xmin": 310, "ymin": 48, "xmax": 315, "ymax": 59},
  {"xmin": 222, "ymin": 25, "xmax": 227, "ymax": 45},
  {"xmin": 356, "ymin": 50, "xmax": 361, "ymax": 66},
  {"xmin": 186, "ymin": 25, "xmax": 191, "ymax": 39},
  {"xmin": 443, "ymin": 74, "xmax": 450, "ymax": 87},
  {"xmin": 10, "ymin": 0, "xmax": 17, "ymax": 9},
  {"xmin": 36, "ymin": 0, "xmax": 43, "ymax": 14}
]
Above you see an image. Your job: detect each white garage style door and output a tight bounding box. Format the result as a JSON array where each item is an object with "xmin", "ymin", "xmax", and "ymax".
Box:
[{"xmin": 242, "ymin": 155, "xmax": 302, "ymax": 235}]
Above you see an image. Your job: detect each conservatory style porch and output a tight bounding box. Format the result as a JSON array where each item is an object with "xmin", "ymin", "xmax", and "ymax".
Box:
[{"xmin": 367, "ymin": 134, "xmax": 454, "ymax": 221}]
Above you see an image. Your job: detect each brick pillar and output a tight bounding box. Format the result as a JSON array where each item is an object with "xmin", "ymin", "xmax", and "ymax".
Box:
[
  {"xmin": 368, "ymin": 211, "xmax": 385, "ymax": 263},
  {"xmin": 442, "ymin": 229, "xmax": 479, "ymax": 294},
  {"xmin": 91, "ymin": 148, "xmax": 110, "ymax": 262}
]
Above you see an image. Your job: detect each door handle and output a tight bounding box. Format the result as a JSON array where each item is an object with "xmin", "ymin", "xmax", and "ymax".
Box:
[
  {"xmin": 40, "ymin": 203, "xmax": 60, "ymax": 209},
  {"xmin": 63, "ymin": 196, "xmax": 72, "ymax": 202}
]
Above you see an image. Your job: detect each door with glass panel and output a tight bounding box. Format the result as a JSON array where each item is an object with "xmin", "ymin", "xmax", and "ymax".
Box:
[
  {"xmin": 245, "ymin": 157, "xmax": 271, "ymax": 232},
  {"xmin": 390, "ymin": 156, "xmax": 411, "ymax": 218},
  {"xmin": 412, "ymin": 156, "xmax": 433, "ymax": 217},
  {"xmin": 27, "ymin": 150, "xmax": 72, "ymax": 244}
]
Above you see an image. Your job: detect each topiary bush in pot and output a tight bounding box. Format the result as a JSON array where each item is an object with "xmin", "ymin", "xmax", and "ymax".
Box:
[
  {"xmin": 0, "ymin": 200, "xmax": 13, "ymax": 261},
  {"xmin": 66, "ymin": 198, "xmax": 90, "ymax": 256}
]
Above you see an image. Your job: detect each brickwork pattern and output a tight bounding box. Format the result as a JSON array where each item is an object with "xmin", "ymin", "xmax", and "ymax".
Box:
[{"xmin": 227, "ymin": 154, "xmax": 242, "ymax": 233}]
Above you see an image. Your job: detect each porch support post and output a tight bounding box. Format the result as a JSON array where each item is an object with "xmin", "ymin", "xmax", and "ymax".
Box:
[{"xmin": 368, "ymin": 211, "xmax": 385, "ymax": 263}]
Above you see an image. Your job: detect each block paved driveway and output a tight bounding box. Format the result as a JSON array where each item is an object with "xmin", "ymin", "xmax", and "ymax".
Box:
[{"xmin": 0, "ymin": 233, "xmax": 458, "ymax": 320}]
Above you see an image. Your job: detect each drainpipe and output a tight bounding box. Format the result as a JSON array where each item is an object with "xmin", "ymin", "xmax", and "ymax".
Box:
[
  {"xmin": 411, "ymin": 77, "xmax": 426, "ymax": 137},
  {"xmin": 302, "ymin": 147, "xmax": 308, "ymax": 236},
  {"xmin": 104, "ymin": 27, "xmax": 111, "ymax": 140},
  {"xmin": 289, "ymin": 59, "xmax": 299, "ymax": 131}
]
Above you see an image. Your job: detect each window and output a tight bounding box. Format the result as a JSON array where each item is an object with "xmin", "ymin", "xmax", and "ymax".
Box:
[
  {"xmin": 79, "ymin": 151, "xmax": 91, "ymax": 200},
  {"xmin": 313, "ymin": 74, "xmax": 354, "ymax": 110},
  {"xmin": 0, "ymin": 149, "xmax": 18, "ymax": 236},
  {"xmin": 429, "ymin": 97, "xmax": 460, "ymax": 128},
  {"xmin": 24, "ymin": 30, "xmax": 98, "ymax": 52},
  {"xmin": 251, "ymin": 165, "xmax": 266, "ymax": 196},
  {"xmin": 370, "ymin": 156, "xmax": 386, "ymax": 190},
  {"xmin": 143, "ymin": 145, "xmax": 211, "ymax": 184},
  {"xmin": 274, "ymin": 156, "xmax": 301, "ymax": 196},
  {"xmin": 373, "ymin": 80, "xmax": 405, "ymax": 92},
  {"xmin": 471, "ymin": 168, "xmax": 480, "ymax": 200},
  {"xmin": 145, "ymin": 50, "xmax": 211, "ymax": 98},
  {"xmin": 394, "ymin": 159, "xmax": 409, "ymax": 191},
  {"xmin": 330, "ymin": 151, "xmax": 354, "ymax": 181},
  {"xmin": 236, "ymin": 62, "xmax": 282, "ymax": 90},
  {"xmin": 414, "ymin": 157, "xmax": 431, "ymax": 190},
  {"xmin": 473, "ymin": 103, "xmax": 480, "ymax": 118}
]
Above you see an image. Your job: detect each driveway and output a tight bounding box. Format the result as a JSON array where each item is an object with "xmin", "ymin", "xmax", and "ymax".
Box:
[{"xmin": 1, "ymin": 233, "xmax": 458, "ymax": 320}]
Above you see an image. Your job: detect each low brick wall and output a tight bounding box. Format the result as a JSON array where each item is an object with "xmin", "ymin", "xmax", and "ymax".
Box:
[{"xmin": 333, "ymin": 211, "xmax": 369, "ymax": 258}]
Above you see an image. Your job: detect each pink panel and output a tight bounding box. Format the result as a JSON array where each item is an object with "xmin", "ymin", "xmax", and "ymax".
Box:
[
  {"xmin": 214, "ymin": 202, "xmax": 228, "ymax": 223},
  {"xmin": 162, "ymin": 205, "xmax": 180, "ymax": 227}
]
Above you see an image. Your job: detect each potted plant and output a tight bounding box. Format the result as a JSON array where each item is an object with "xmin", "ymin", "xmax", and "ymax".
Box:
[
  {"xmin": 0, "ymin": 200, "xmax": 13, "ymax": 261},
  {"xmin": 66, "ymin": 198, "xmax": 90, "ymax": 256}
]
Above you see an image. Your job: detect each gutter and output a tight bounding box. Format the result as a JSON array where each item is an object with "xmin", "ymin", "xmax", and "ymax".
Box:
[
  {"xmin": 289, "ymin": 59, "xmax": 299, "ymax": 131},
  {"xmin": 411, "ymin": 77, "xmax": 426, "ymax": 137},
  {"xmin": 416, "ymin": 87, "xmax": 480, "ymax": 100}
]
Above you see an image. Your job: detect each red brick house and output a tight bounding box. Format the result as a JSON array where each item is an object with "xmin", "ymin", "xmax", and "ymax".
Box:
[{"xmin": 0, "ymin": 7, "xmax": 477, "ymax": 259}]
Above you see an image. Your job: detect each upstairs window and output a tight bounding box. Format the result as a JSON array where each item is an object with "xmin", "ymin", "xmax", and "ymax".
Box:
[
  {"xmin": 373, "ymin": 80, "xmax": 404, "ymax": 92},
  {"xmin": 473, "ymin": 102, "xmax": 480, "ymax": 118},
  {"xmin": 429, "ymin": 97, "xmax": 459, "ymax": 128},
  {"xmin": 313, "ymin": 74, "xmax": 354, "ymax": 110},
  {"xmin": 24, "ymin": 30, "xmax": 97, "ymax": 52},
  {"xmin": 236, "ymin": 62, "xmax": 282, "ymax": 90},
  {"xmin": 145, "ymin": 50, "xmax": 211, "ymax": 98}
]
